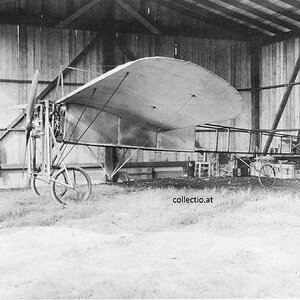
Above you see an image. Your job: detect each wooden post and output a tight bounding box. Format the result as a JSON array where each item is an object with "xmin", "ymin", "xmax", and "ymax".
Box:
[
  {"xmin": 250, "ymin": 43, "xmax": 260, "ymax": 151},
  {"xmin": 263, "ymin": 53, "xmax": 300, "ymax": 153},
  {"xmin": 104, "ymin": 147, "xmax": 119, "ymax": 182},
  {"xmin": 103, "ymin": 2, "xmax": 120, "ymax": 182}
]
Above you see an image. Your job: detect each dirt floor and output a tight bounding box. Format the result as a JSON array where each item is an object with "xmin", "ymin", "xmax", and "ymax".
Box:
[
  {"xmin": 121, "ymin": 176, "xmax": 300, "ymax": 191},
  {"xmin": 1, "ymin": 176, "xmax": 300, "ymax": 298}
]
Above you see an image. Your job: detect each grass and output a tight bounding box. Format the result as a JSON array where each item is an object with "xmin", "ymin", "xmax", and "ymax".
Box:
[
  {"xmin": 1, "ymin": 184, "xmax": 299, "ymax": 233},
  {"xmin": 1, "ymin": 182, "xmax": 300, "ymax": 298},
  {"xmin": 0, "ymin": 183, "xmax": 300, "ymax": 236}
]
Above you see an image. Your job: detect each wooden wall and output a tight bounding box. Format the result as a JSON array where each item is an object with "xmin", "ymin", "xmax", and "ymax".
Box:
[
  {"xmin": 0, "ymin": 23, "xmax": 252, "ymax": 170},
  {"xmin": 0, "ymin": 25, "xmax": 102, "ymax": 128},
  {"xmin": 260, "ymin": 38, "xmax": 300, "ymax": 130},
  {"xmin": 0, "ymin": 24, "xmax": 103, "ymax": 166}
]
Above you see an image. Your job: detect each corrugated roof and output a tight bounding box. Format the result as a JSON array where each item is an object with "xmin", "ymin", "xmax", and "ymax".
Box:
[
  {"xmin": 184, "ymin": 0, "xmax": 300, "ymax": 38},
  {"xmin": 0, "ymin": 0, "xmax": 299, "ymax": 42}
]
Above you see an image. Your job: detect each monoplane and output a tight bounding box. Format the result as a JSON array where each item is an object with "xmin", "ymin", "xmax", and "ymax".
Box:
[{"xmin": 23, "ymin": 57, "xmax": 299, "ymax": 205}]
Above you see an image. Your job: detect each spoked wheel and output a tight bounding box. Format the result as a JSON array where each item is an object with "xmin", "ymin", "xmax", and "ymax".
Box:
[
  {"xmin": 258, "ymin": 164, "xmax": 276, "ymax": 188},
  {"xmin": 50, "ymin": 166, "xmax": 92, "ymax": 205}
]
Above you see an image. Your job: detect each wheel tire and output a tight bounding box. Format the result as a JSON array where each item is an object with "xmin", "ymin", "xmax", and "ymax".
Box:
[
  {"xmin": 50, "ymin": 166, "xmax": 92, "ymax": 205},
  {"xmin": 258, "ymin": 164, "xmax": 276, "ymax": 188},
  {"xmin": 31, "ymin": 175, "xmax": 41, "ymax": 196}
]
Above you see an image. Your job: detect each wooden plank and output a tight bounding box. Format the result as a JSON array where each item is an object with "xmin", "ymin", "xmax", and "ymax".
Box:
[
  {"xmin": 26, "ymin": 26, "xmax": 35, "ymax": 78},
  {"xmin": 34, "ymin": 26, "xmax": 42, "ymax": 72},
  {"xmin": 75, "ymin": 30, "xmax": 84, "ymax": 84},
  {"xmin": 154, "ymin": 34, "xmax": 162, "ymax": 56},
  {"xmin": 187, "ymin": 37, "xmax": 194, "ymax": 63},
  {"xmin": 267, "ymin": 44, "xmax": 272, "ymax": 130},
  {"xmin": 230, "ymin": 41, "xmax": 237, "ymax": 87},
  {"xmin": 114, "ymin": 0, "xmax": 161, "ymax": 34},
  {"xmin": 0, "ymin": 26, "xmax": 4, "ymax": 78},
  {"xmin": 179, "ymin": 36, "xmax": 188, "ymax": 61},
  {"xmin": 271, "ymin": 43, "xmax": 277, "ymax": 130},
  {"xmin": 235, "ymin": 42, "xmax": 242, "ymax": 89},
  {"xmin": 4, "ymin": 26, "xmax": 13, "ymax": 79},
  {"xmin": 18, "ymin": 26, "xmax": 28, "ymax": 108},
  {"xmin": 199, "ymin": 39, "xmax": 205, "ymax": 68},
  {"xmin": 161, "ymin": 35, "xmax": 174, "ymax": 58},
  {"xmin": 0, "ymin": 26, "xmax": 19, "ymax": 129},
  {"xmin": 148, "ymin": 35, "xmax": 156, "ymax": 56},
  {"xmin": 288, "ymin": 40, "xmax": 296, "ymax": 129},
  {"xmin": 61, "ymin": 28, "xmax": 70, "ymax": 92},
  {"xmin": 209, "ymin": 39, "xmax": 216, "ymax": 74},
  {"xmin": 192, "ymin": 38, "xmax": 199, "ymax": 65},
  {"xmin": 84, "ymin": 31, "xmax": 92, "ymax": 83}
]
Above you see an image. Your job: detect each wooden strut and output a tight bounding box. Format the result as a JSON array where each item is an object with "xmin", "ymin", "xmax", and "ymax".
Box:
[
  {"xmin": 114, "ymin": 0, "xmax": 161, "ymax": 35},
  {"xmin": 263, "ymin": 53, "xmax": 300, "ymax": 153},
  {"xmin": 56, "ymin": 0, "xmax": 102, "ymax": 28}
]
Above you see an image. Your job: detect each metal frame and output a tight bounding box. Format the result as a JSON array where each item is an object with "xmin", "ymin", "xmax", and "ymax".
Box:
[
  {"xmin": 195, "ymin": 124, "xmax": 299, "ymax": 155},
  {"xmin": 27, "ymin": 99, "xmax": 93, "ymax": 205},
  {"xmin": 28, "ymin": 100, "xmax": 71, "ymax": 187}
]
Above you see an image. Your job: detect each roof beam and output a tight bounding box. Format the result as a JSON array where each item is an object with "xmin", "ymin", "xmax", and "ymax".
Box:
[
  {"xmin": 261, "ymin": 30, "xmax": 300, "ymax": 45},
  {"xmin": 0, "ymin": 12, "xmax": 252, "ymax": 40},
  {"xmin": 159, "ymin": 0, "xmax": 263, "ymax": 38},
  {"xmin": 56, "ymin": 0, "xmax": 102, "ymax": 28},
  {"xmin": 114, "ymin": 0, "xmax": 161, "ymax": 34},
  {"xmin": 280, "ymin": 0, "xmax": 300, "ymax": 10},
  {"xmin": 219, "ymin": 0, "xmax": 300, "ymax": 32},
  {"xmin": 248, "ymin": 0, "xmax": 300, "ymax": 23},
  {"xmin": 0, "ymin": 11, "xmax": 58, "ymax": 27},
  {"xmin": 121, "ymin": 21, "xmax": 252, "ymax": 40},
  {"xmin": 197, "ymin": 0, "xmax": 284, "ymax": 35}
]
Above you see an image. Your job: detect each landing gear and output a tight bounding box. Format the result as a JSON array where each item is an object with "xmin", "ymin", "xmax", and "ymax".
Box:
[
  {"xmin": 50, "ymin": 166, "xmax": 92, "ymax": 205},
  {"xmin": 258, "ymin": 164, "xmax": 276, "ymax": 188}
]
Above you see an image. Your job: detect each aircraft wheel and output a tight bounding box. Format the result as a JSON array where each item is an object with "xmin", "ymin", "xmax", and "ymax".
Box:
[
  {"xmin": 258, "ymin": 164, "xmax": 276, "ymax": 188},
  {"xmin": 31, "ymin": 174, "xmax": 41, "ymax": 196},
  {"xmin": 50, "ymin": 166, "xmax": 92, "ymax": 205}
]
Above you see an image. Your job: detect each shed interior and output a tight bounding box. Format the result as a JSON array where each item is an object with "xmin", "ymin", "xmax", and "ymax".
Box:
[{"xmin": 1, "ymin": 0, "xmax": 300, "ymax": 186}]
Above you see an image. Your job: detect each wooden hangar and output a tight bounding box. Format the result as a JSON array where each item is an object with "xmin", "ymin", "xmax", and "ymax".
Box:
[{"xmin": 1, "ymin": 0, "xmax": 300, "ymax": 189}]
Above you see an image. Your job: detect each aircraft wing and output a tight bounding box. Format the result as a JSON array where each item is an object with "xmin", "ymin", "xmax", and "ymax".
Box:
[{"xmin": 56, "ymin": 57, "xmax": 242, "ymax": 151}]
